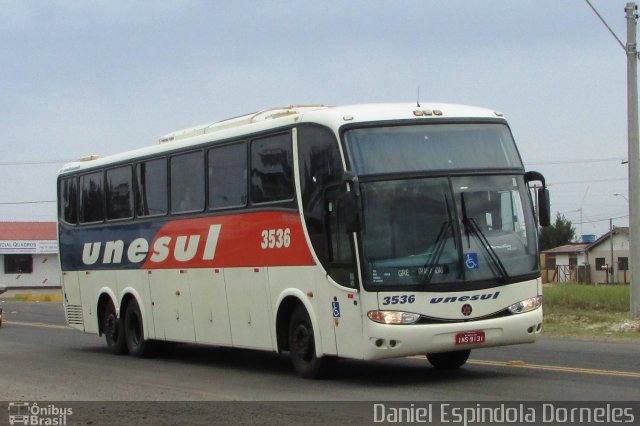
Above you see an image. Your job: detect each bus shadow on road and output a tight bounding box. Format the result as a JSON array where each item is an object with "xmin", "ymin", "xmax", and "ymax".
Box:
[
  {"xmin": 327, "ymin": 357, "xmax": 517, "ymax": 386},
  {"xmin": 80, "ymin": 341, "xmax": 516, "ymax": 385}
]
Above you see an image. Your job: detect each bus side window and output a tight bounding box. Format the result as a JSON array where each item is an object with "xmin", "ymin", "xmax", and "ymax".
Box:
[
  {"xmin": 59, "ymin": 177, "xmax": 78, "ymax": 224},
  {"xmin": 106, "ymin": 166, "xmax": 133, "ymax": 220},
  {"xmin": 208, "ymin": 142, "xmax": 247, "ymax": 209},
  {"xmin": 171, "ymin": 151, "xmax": 205, "ymax": 214},
  {"xmin": 297, "ymin": 125, "xmax": 344, "ymax": 270},
  {"xmin": 136, "ymin": 158, "xmax": 167, "ymax": 217},
  {"xmin": 250, "ymin": 133, "xmax": 293, "ymax": 203},
  {"xmin": 79, "ymin": 171, "xmax": 104, "ymax": 223}
]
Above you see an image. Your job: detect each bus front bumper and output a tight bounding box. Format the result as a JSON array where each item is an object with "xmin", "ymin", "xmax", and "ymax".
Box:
[{"xmin": 361, "ymin": 307, "xmax": 543, "ymax": 361}]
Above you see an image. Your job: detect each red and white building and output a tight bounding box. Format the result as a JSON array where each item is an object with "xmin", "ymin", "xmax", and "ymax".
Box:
[{"xmin": 0, "ymin": 222, "xmax": 59, "ymax": 288}]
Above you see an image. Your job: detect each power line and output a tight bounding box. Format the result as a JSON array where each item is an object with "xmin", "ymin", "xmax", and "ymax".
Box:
[
  {"xmin": 561, "ymin": 212, "xmax": 629, "ymax": 225},
  {"xmin": 524, "ymin": 157, "xmax": 625, "ymax": 166},
  {"xmin": 1, "ymin": 156, "xmax": 619, "ymax": 168},
  {"xmin": 0, "ymin": 201, "xmax": 56, "ymax": 205},
  {"xmin": 0, "ymin": 158, "xmax": 624, "ymax": 168},
  {"xmin": 584, "ymin": 0, "xmax": 626, "ymax": 51},
  {"xmin": 548, "ymin": 177, "xmax": 626, "ymax": 185},
  {"xmin": 0, "ymin": 159, "xmax": 73, "ymax": 166},
  {"xmin": 575, "ymin": 215, "xmax": 629, "ymax": 225}
]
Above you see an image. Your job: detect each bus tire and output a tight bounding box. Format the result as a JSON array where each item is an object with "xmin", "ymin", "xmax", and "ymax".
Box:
[
  {"xmin": 426, "ymin": 349, "xmax": 471, "ymax": 369},
  {"xmin": 102, "ymin": 301, "xmax": 128, "ymax": 355},
  {"xmin": 124, "ymin": 298, "xmax": 154, "ymax": 358},
  {"xmin": 288, "ymin": 305, "xmax": 329, "ymax": 379}
]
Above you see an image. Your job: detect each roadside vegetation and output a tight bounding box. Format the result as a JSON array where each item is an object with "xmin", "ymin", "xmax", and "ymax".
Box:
[{"xmin": 542, "ymin": 283, "xmax": 640, "ymax": 340}]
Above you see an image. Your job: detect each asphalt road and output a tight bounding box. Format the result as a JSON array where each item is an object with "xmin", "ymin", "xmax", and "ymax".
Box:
[{"xmin": 0, "ymin": 301, "xmax": 638, "ymax": 424}]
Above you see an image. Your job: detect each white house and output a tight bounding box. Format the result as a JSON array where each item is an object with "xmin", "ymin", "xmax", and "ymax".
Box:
[
  {"xmin": 585, "ymin": 227, "xmax": 630, "ymax": 284},
  {"xmin": 541, "ymin": 243, "xmax": 589, "ymax": 283}
]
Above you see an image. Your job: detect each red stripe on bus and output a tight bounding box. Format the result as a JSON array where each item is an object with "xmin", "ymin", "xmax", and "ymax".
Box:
[{"xmin": 141, "ymin": 211, "xmax": 315, "ymax": 269}]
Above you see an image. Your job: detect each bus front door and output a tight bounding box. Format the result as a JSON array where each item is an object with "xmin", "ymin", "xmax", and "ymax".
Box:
[{"xmin": 323, "ymin": 190, "xmax": 364, "ymax": 359}]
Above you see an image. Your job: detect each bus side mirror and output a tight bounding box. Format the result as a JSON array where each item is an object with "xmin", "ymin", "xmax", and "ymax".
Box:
[
  {"xmin": 538, "ymin": 188, "xmax": 550, "ymax": 227},
  {"xmin": 342, "ymin": 191, "xmax": 361, "ymax": 233},
  {"xmin": 525, "ymin": 171, "xmax": 550, "ymax": 227},
  {"xmin": 340, "ymin": 171, "xmax": 361, "ymax": 232}
]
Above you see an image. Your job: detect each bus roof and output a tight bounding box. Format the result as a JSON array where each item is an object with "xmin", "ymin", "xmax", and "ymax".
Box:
[{"xmin": 58, "ymin": 103, "xmax": 505, "ymax": 175}]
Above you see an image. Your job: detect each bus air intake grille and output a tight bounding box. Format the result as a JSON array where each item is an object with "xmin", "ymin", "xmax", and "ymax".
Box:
[
  {"xmin": 66, "ymin": 305, "xmax": 83, "ymax": 325},
  {"xmin": 416, "ymin": 308, "xmax": 511, "ymax": 324}
]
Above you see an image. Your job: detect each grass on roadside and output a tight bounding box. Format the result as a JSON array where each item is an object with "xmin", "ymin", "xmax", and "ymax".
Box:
[{"xmin": 542, "ymin": 283, "xmax": 640, "ymax": 340}]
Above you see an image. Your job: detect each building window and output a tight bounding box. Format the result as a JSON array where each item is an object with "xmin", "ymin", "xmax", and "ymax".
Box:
[
  {"xmin": 618, "ymin": 257, "xmax": 629, "ymax": 271},
  {"xmin": 5, "ymin": 254, "xmax": 33, "ymax": 274},
  {"xmin": 545, "ymin": 255, "xmax": 556, "ymax": 270},
  {"xmin": 595, "ymin": 257, "xmax": 607, "ymax": 271}
]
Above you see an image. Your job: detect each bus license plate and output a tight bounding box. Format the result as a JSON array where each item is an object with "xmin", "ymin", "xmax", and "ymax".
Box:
[{"xmin": 455, "ymin": 331, "xmax": 485, "ymax": 345}]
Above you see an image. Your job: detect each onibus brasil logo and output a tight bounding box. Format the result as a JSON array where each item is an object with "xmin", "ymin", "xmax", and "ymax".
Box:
[{"xmin": 7, "ymin": 402, "xmax": 73, "ymax": 426}]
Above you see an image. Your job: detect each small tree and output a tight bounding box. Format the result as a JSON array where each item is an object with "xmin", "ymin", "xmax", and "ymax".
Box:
[{"xmin": 539, "ymin": 213, "xmax": 576, "ymax": 251}]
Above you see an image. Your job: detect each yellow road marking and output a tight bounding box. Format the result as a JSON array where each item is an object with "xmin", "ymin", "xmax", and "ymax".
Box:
[
  {"xmin": 468, "ymin": 359, "xmax": 640, "ymax": 379},
  {"xmin": 410, "ymin": 356, "xmax": 640, "ymax": 379},
  {"xmin": 3, "ymin": 320, "xmax": 72, "ymax": 330}
]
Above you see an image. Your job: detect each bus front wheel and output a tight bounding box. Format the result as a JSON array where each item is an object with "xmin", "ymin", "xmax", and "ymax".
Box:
[
  {"xmin": 426, "ymin": 349, "xmax": 471, "ymax": 369},
  {"xmin": 124, "ymin": 298, "xmax": 154, "ymax": 358},
  {"xmin": 288, "ymin": 305, "xmax": 329, "ymax": 379},
  {"xmin": 102, "ymin": 301, "xmax": 128, "ymax": 355}
]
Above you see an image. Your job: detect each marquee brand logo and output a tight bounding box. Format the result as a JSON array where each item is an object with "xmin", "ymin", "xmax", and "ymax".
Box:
[
  {"xmin": 81, "ymin": 224, "xmax": 221, "ymax": 266},
  {"xmin": 430, "ymin": 291, "xmax": 500, "ymax": 304}
]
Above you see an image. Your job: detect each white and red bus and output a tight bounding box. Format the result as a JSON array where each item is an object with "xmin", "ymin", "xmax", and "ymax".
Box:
[{"xmin": 57, "ymin": 103, "xmax": 550, "ymax": 378}]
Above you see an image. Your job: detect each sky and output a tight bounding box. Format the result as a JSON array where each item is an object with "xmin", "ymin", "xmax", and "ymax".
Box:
[{"xmin": 0, "ymin": 0, "xmax": 634, "ymax": 237}]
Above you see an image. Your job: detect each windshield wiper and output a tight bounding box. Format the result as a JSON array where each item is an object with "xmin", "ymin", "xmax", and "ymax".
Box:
[
  {"xmin": 460, "ymin": 193, "xmax": 510, "ymax": 282},
  {"xmin": 421, "ymin": 220, "xmax": 451, "ymax": 285},
  {"xmin": 421, "ymin": 195, "xmax": 456, "ymax": 285}
]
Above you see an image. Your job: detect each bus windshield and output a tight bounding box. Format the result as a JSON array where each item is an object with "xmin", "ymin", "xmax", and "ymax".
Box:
[
  {"xmin": 359, "ymin": 175, "xmax": 538, "ymax": 288},
  {"xmin": 343, "ymin": 123, "xmax": 538, "ymax": 288},
  {"xmin": 344, "ymin": 123, "xmax": 522, "ymax": 175}
]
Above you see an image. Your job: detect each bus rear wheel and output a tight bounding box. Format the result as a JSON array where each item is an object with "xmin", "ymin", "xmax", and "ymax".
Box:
[
  {"xmin": 124, "ymin": 298, "xmax": 155, "ymax": 358},
  {"xmin": 102, "ymin": 301, "xmax": 127, "ymax": 355},
  {"xmin": 426, "ymin": 349, "xmax": 471, "ymax": 369},
  {"xmin": 288, "ymin": 305, "xmax": 329, "ymax": 379}
]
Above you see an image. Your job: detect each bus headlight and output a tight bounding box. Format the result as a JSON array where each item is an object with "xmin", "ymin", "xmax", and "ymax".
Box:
[
  {"xmin": 508, "ymin": 296, "xmax": 543, "ymax": 314},
  {"xmin": 367, "ymin": 311, "xmax": 421, "ymax": 324}
]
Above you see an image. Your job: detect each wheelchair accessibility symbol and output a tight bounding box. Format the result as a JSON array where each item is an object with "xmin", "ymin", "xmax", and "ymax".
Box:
[
  {"xmin": 465, "ymin": 253, "xmax": 479, "ymax": 270},
  {"xmin": 332, "ymin": 301, "xmax": 341, "ymax": 318}
]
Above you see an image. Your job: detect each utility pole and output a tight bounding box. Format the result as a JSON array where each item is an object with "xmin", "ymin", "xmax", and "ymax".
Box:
[
  {"xmin": 610, "ymin": 218, "xmax": 614, "ymax": 284},
  {"xmin": 626, "ymin": 3, "xmax": 640, "ymax": 317}
]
